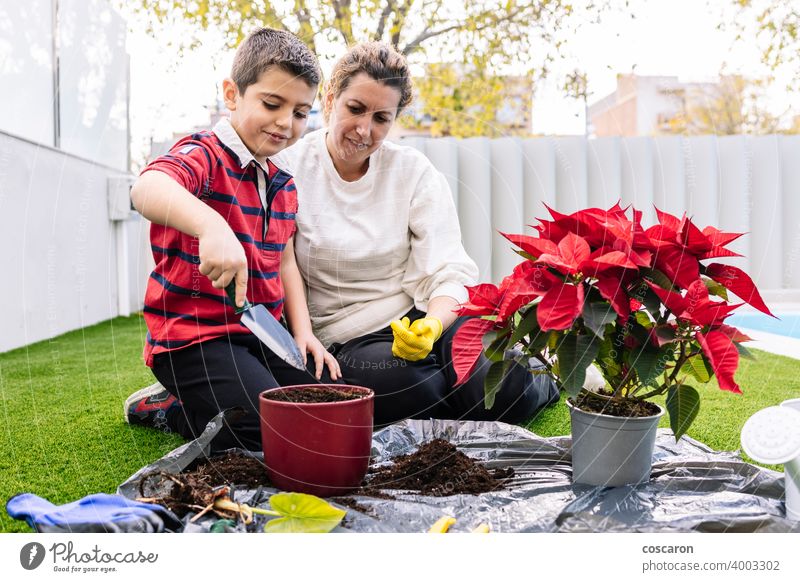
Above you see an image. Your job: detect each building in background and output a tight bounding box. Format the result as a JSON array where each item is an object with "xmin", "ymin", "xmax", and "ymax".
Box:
[
  {"xmin": 0, "ymin": 0, "xmax": 144, "ymax": 353},
  {"xmin": 589, "ymin": 74, "xmax": 718, "ymax": 137}
]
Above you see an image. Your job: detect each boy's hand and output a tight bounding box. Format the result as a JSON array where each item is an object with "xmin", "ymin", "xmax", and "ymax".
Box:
[
  {"xmin": 197, "ymin": 218, "xmax": 248, "ymax": 307},
  {"xmin": 294, "ymin": 331, "xmax": 341, "ymax": 381}
]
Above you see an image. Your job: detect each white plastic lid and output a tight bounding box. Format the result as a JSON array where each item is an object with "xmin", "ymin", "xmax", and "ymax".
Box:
[{"xmin": 741, "ymin": 406, "xmax": 800, "ymax": 465}]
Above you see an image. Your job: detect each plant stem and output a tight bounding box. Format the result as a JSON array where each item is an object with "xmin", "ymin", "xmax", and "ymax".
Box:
[{"xmin": 250, "ymin": 507, "xmax": 281, "ymax": 517}]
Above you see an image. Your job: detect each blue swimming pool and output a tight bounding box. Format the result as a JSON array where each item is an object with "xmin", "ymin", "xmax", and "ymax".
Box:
[{"xmin": 726, "ymin": 313, "xmax": 800, "ymax": 340}]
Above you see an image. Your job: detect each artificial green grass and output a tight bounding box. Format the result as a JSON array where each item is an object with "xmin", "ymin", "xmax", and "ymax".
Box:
[
  {"xmin": 0, "ymin": 314, "xmax": 184, "ymax": 533},
  {"xmin": 1, "ymin": 314, "xmax": 798, "ymax": 532}
]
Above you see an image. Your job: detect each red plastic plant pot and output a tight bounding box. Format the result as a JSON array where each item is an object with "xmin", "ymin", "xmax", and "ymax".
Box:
[{"xmin": 259, "ymin": 384, "xmax": 374, "ymax": 497}]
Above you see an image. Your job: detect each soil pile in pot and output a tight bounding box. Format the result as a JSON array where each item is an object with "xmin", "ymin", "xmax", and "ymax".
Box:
[
  {"xmin": 573, "ymin": 391, "xmax": 661, "ymax": 417},
  {"xmin": 363, "ymin": 438, "xmax": 513, "ymax": 496},
  {"xmin": 263, "ymin": 386, "xmax": 366, "ymax": 403}
]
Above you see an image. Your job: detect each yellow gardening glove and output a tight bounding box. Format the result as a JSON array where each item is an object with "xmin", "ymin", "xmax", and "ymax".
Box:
[{"xmin": 390, "ymin": 316, "xmax": 443, "ymax": 361}]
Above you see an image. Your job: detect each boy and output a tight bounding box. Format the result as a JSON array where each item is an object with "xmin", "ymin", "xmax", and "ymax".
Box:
[{"xmin": 124, "ymin": 28, "xmax": 340, "ymax": 451}]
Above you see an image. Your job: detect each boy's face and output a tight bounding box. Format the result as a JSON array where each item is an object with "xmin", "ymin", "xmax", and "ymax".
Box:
[{"xmin": 223, "ymin": 67, "xmax": 316, "ymax": 162}]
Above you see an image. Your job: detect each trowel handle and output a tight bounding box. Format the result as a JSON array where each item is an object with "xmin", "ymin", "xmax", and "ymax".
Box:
[{"xmin": 225, "ymin": 279, "xmax": 252, "ymax": 315}]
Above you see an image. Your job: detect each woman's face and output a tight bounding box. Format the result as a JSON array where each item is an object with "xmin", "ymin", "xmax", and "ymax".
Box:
[{"xmin": 325, "ymin": 72, "xmax": 403, "ymax": 170}]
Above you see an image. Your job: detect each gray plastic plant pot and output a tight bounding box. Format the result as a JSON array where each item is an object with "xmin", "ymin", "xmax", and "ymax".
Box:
[{"xmin": 568, "ymin": 399, "xmax": 664, "ymax": 487}]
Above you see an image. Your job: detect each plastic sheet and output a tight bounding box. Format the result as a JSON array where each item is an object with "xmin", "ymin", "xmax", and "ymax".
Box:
[{"xmin": 117, "ymin": 410, "xmax": 800, "ymax": 533}]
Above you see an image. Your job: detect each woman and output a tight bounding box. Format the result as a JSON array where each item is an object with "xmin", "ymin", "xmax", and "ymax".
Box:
[{"xmin": 272, "ymin": 42, "xmax": 559, "ymax": 427}]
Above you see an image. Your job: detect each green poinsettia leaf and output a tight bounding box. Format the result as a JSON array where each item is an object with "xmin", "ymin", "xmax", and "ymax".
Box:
[
  {"xmin": 642, "ymin": 268, "xmax": 675, "ymax": 291},
  {"xmin": 263, "ymin": 493, "xmax": 346, "ymax": 533},
  {"xmin": 702, "ymin": 277, "xmax": 729, "ymax": 300},
  {"xmin": 510, "ymin": 306, "xmax": 540, "ymax": 345},
  {"xmin": 634, "ymin": 311, "xmax": 653, "ymax": 329},
  {"xmin": 513, "ymin": 249, "xmax": 538, "ymax": 261},
  {"xmin": 630, "ymin": 345, "xmax": 670, "ymax": 387},
  {"xmin": 556, "ymin": 334, "xmax": 599, "ymax": 398},
  {"xmin": 582, "ymin": 301, "xmax": 617, "ymax": 337},
  {"xmin": 483, "ymin": 333, "xmax": 508, "ymax": 362},
  {"xmin": 681, "ymin": 355, "xmax": 712, "ymax": 383},
  {"xmin": 665, "ymin": 384, "xmax": 700, "ymax": 441},
  {"xmin": 484, "ymin": 360, "xmax": 509, "ymax": 410}
]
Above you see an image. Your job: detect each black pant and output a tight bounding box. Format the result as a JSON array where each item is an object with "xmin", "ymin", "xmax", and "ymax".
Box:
[
  {"xmin": 330, "ymin": 309, "xmax": 560, "ymax": 428},
  {"xmin": 151, "ymin": 334, "xmax": 335, "ymax": 451}
]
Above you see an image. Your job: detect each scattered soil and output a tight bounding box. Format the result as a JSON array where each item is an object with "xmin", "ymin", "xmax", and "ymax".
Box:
[
  {"xmin": 263, "ymin": 386, "xmax": 366, "ymax": 403},
  {"xmin": 193, "ymin": 452, "xmax": 270, "ymax": 489},
  {"xmin": 362, "ymin": 439, "xmax": 514, "ymax": 496},
  {"xmin": 136, "ymin": 452, "xmax": 270, "ymax": 517},
  {"xmin": 572, "ymin": 391, "xmax": 661, "ymax": 417},
  {"xmin": 135, "ymin": 440, "xmax": 511, "ymax": 519}
]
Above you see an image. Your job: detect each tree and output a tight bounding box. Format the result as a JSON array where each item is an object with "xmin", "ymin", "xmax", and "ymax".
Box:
[
  {"xmin": 122, "ymin": 0, "xmax": 605, "ymax": 137},
  {"xmin": 661, "ymin": 75, "xmax": 786, "ymax": 136},
  {"xmin": 730, "ymin": 1, "xmax": 800, "ymax": 91}
]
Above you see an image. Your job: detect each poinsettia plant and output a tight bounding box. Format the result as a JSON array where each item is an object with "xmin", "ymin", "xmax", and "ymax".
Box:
[{"xmin": 451, "ymin": 203, "xmax": 773, "ymax": 439}]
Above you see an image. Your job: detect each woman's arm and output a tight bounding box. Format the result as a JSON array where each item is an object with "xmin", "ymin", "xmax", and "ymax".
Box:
[{"xmin": 425, "ymin": 296, "xmax": 460, "ymax": 331}]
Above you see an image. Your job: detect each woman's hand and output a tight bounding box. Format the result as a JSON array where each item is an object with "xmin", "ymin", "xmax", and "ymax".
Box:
[
  {"xmin": 294, "ymin": 330, "xmax": 341, "ymax": 381},
  {"xmin": 390, "ymin": 316, "xmax": 443, "ymax": 361}
]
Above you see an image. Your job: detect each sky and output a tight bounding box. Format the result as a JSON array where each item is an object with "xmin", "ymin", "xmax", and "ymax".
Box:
[{"xmin": 124, "ymin": 0, "xmax": 791, "ymax": 164}]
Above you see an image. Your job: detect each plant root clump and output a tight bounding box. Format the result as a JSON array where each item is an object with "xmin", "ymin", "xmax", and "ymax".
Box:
[
  {"xmin": 363, "ymin": 439, "xmax": 514, "ymax": 496},
  {"xmin": 136, "ymin": 452, "xmax": 270, "ymax": 517}
]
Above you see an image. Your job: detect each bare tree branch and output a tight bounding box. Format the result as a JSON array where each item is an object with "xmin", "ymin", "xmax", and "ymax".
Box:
[
  {"xmin": 401, "ymin": 3, "xmax": 527, "ymax": 56},
  {"xmin": 374, "ymin": 0, "xmax": 395, "ymax": 41}
]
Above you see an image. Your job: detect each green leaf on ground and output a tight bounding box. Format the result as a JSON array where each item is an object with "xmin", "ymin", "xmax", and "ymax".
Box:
[
  {"xmin": 737, "ymin": 343, "xmax": 758, "ymax": 361},
  {"xmin": 263, "ymin": 493, "xmax": 346, "ymax": 533},
  {"xmin": 666, "ymin": 385, "xmax": 700, "ymax": 441}
]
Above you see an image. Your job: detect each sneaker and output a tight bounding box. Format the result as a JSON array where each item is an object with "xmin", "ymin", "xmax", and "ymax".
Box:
[{"xmin": 124, "ymin": 382, "xmax": 181, "ymax": 431}]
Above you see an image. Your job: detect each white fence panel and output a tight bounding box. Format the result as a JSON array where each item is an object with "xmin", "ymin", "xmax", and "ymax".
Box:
[
  {"xmin": 780, "ymin": 136, "xmax": 800, "ymax": 289},
  {"xmin": 457, "ymin": 138, "xmax": 493, "ymax": 282},
  {"xmin": 621, "ymin": 137, "xmax": 655, "ymax": 226},
  {"xmin": 402, "ymin": 133, "xmax": 797, "ymax": 290},
  {"xmin": 490, "ymin": 138, "xmax": 525, "ymax": 282},
  {"xmin": 553, "ymin": 136, "xmax": 588, "ymax": 214},
  {"xmin": 684, "ymin": 135, "xmax": 719, "ymax": 228},
  {"xmin": 521, "ymin": 138, "xmax": 556, "ymax": 224},
  {"xmin": 717, "ymin": 136, "xmax": 750, "ymax": 269},
  {"xmin": 587, "ymin": 137, "xmax": 621, "ymax": 209},
  {"xmin": 425, "ymin": 137, "xmax": 459, "ymax": 205},
  {"xmin": 652, "ymin": 136, "xmax": 685, "ymax": 217},
  {"xmin": 751, "ymin": 136, "xmax": 783, "ymax": 289}
]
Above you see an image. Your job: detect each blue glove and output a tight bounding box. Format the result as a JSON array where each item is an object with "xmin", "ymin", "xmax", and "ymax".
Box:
[{"xmin": 6, "ymin": 493, "xmax": 181, "ymax": 533}]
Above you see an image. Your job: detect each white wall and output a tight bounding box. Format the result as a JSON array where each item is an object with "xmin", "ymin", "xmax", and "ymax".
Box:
[
  {"xmin": 0, "ymin": 131, "xmax": 146, "ymax": 353},
  {"xmin": 402, "ymin": 134, "xmax": 800, "ymax": 292}
]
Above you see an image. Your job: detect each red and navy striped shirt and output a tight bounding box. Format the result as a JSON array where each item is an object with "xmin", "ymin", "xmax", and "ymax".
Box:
[{"xmin": 140, "ymin": 120, "xmax": 297, "ymax": 367}]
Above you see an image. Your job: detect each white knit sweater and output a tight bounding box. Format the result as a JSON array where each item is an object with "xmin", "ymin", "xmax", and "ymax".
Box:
[{"xmin": 271, "ymin": 129, "xmax": 479, "ymax": 346}]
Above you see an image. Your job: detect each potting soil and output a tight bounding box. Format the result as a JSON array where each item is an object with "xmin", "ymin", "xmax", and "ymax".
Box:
[{"xmin": 118, "ymin": 410, "xmax": 800, "ymax": 533}]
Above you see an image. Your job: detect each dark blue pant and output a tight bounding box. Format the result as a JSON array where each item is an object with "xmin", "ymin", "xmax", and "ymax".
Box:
[
  {"xmin": 330, "ymin": 309, "xmax": 560, "ymax": 428},
  {"xmin": 152, "ymin": 334, "xmax": 333, "ymax": 451}
]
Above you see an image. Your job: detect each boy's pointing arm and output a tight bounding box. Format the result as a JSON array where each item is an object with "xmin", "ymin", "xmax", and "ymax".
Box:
[{"xmin": 131, "ymin": 170, "xmax": 249, "ymax": 308}]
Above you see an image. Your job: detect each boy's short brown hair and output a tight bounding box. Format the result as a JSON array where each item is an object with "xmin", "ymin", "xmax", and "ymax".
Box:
[
  {"xmin": 231, "ymin": 28, "xmax": 321, "ymax": 93},
  {"xmin": 324, "ymin": 42, "xmax": 413, "ymax": 122}
]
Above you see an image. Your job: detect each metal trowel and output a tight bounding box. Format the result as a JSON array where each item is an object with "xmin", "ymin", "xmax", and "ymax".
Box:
[{"xmin": 225, "ymin": 281, "xmax": 306, "ymax": 371}]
